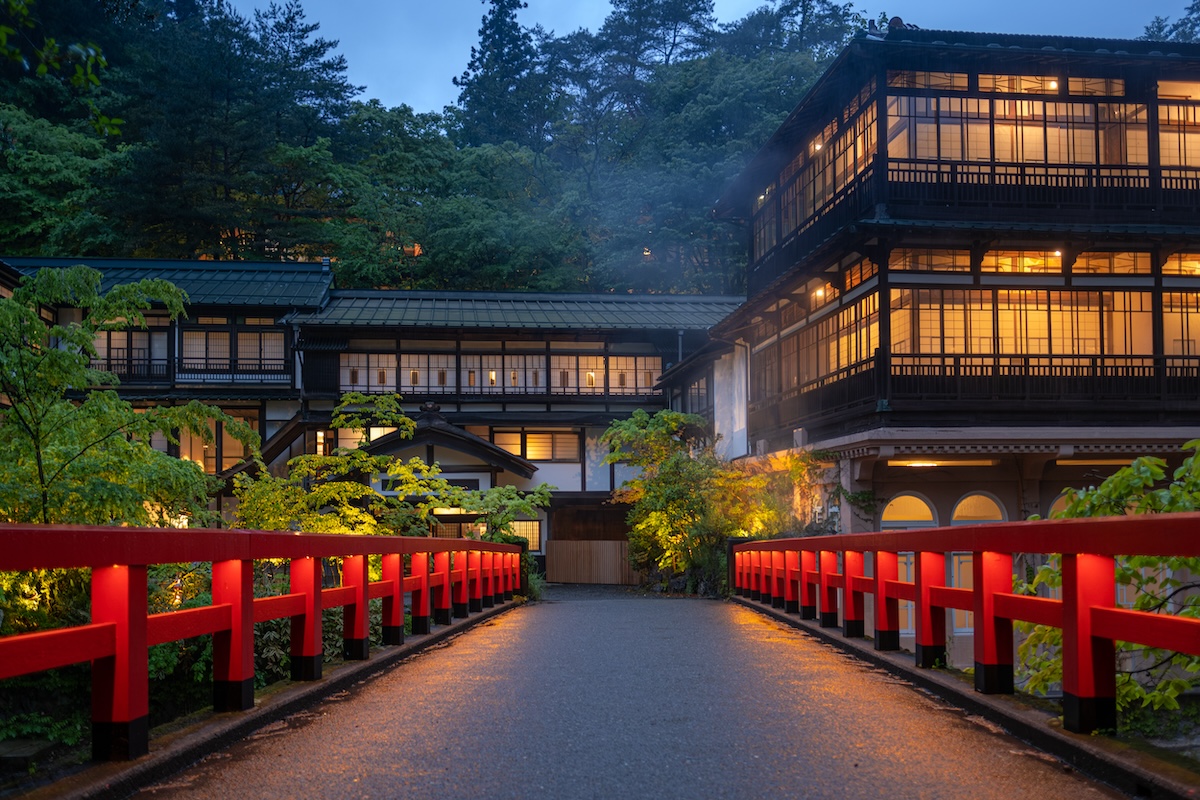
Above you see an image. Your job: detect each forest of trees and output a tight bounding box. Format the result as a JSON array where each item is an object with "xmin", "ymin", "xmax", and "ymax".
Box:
[
  {"xmin": 0, "ymin": 0, "xmax": 868, "ymax": 294},
  {"xmin": 3, "ymin": 0, "xmax": 1193, "ymax": 293}
]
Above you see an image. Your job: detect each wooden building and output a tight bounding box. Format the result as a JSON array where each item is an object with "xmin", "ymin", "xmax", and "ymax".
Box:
[
  {"xmin": 1, "ymin": 256, "xmax": 741, "ymax": 583},
  {"xmin": 659, "ymin": 24, "xmax": 1200, "ymax": 658}
]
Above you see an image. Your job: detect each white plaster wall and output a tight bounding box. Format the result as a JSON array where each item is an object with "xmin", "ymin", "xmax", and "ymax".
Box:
[{"xmin": 712, "ymin": 347, "xmax": 749, "ymax": 460}]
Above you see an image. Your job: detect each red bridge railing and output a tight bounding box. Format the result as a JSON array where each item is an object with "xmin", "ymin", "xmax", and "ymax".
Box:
[
  {"xmin": 0, "ymin": 525, "xmax": 522, "ymax": 761},
  {"xmin": 732, "ymin": 513, "xmax": 1200, "ymax": 734}
]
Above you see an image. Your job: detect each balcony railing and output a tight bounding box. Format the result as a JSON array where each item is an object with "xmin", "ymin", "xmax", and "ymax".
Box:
[
  {"xmin": 175, "ymin": 359, "xmax": 293, "ymax": 385},
  {"xmin": 89, "ymin": 356, "xmax": 170, "ymax": 383},
  {"xmin": 888, "ymin": 353, "xmax": 1200, "ymax": 403},
  {"xmin": 887, "ymin": 159, "xmax": 1156, "ymax": 211},
  {"xmin": 748, "ymin": 351, "xmax": 1200, "ymax": 440}
]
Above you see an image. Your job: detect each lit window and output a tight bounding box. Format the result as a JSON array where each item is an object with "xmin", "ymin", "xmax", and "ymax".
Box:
[
  {"xmin": 510, "ymin": 520, "xmax": 542, "ymax": 552},
  {"xmin": 468, "ymin": 370, "xmax": 476, "ymax": 387},
  {"xmin": 410, "ymin": 369, "xmax": 419, "ymax": 385},
  {"xmin": 489, "ymin": 370, "xmax": 497, "ymax": 386},
  {"xmin": 494, "ymin": 432, "xmax": 521, "ymax": 456},
  {"xmin": 618, "ymin": 372, "xmax": 627, "ymax": 388},
  {"xmin": 510, "ymin": 370, "xmax": 519, "ymax": 386},
  {"xmin": 585, "ymin": 371, "xmax": 596, "ymax": 387}
]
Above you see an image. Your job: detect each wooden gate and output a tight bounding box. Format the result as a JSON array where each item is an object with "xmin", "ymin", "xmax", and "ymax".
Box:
[{"xmin": 545, "ymin": 540, "xmax": 641, "ymax": 585}]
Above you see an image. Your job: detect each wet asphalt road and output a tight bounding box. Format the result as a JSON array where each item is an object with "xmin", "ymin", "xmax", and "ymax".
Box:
[{"xmin": 134, "ymin": 586, "xmax": 1123, "ymax": 800}]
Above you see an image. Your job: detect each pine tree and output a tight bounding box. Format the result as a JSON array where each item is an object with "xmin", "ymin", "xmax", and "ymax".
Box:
[{"xmin": 452, "ymin": 0, "xmax": 550, "ymax": 148}]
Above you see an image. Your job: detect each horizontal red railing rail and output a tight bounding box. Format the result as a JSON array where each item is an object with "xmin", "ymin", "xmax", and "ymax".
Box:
[
  {"xmin": 0, "ymin": 524, "xmax": 521, "ymax": 761},
  {"xmin": 732, "ymin": 513, "xmax": 1200, "ymax": 735}
]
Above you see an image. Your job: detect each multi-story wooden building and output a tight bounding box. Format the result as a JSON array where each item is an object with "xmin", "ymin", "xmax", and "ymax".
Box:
[
  {"xmin": 661, "ymin": 24, "xmax": 1200, "ymax": 656},
  {"xmin": 1, "ymin": 256, "xmax": 741, "ymax": 582}
]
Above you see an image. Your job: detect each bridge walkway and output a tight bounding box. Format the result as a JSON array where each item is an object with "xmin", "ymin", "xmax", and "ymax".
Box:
[{"xmin": 127, "ymin": 586, "xmax": 1121, "ymax": 800}]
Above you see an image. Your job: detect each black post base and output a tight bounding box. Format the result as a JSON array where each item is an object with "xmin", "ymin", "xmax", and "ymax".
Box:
[
  {"xmin": 92, "ymin": 717, "xmax": 149, "ymax": 761},
  {"xmin": 819, "ymin": 611, "xmax": 839, "ymax": 628},
  {"xmin": 974, "ymin": 662, "xmax": 1015, "ymax": 694},
  {"xmin": 1063, "ymin": 692, "xmax": 1117, "ymax": 734},
  {"xmin": 750, "ymin": 590, "xmax": 762, "ymax": 602},
  {"xmin": 411, "ymin": 615, "xmax": 431, "ymax": 635},
  {"xmin": 915, "ymin": 644, "xmax": 946, "ymax": 669},
  {"xmin": 799, "ymin": 604, "xmax": 817, "ymax": 620},
  {"xmin": 771, "ymin": 596, "xmax": 785, "ymax": 609},
  {"xmin": 291, "ymin": 654, "xmax": 323, "ymax": 681},
  {"xmin": 504, "ymin": 590, "xmax": 514, "ymax": 601},
  {"xmin": 482, "ymin": 595, "xmax": 495, "ymax": 608},
  {"xmin": 874, "ymin": 629, "xmax": 900, "ymax": 651},
  {"xmin": 493, "ymin": 593, "xmax": 504, "ymax": 606},
  {"xmin": 469, "ymin": 598, "xmax": 483, "ymax": 613},
  {"xmin": 843, "ymin": 619, "xmax": 865, "ymax": 638},
  {"xmin": 382, "ymin": 625, "xmax": 404, "ymax": 646},
  {"xmin": 434, "ymin": 608, "xmax": 452, "ymax": 626},
  {"xmin": 785, "ymin": 600, "xmax": 800, "ymax": 614},
  {"xmin": 343, "ymin": 637, "xmax": 370, "ymax": 661},
  {"xmin": 453, "ymin": 602, "xmax": 470, "ymax": 619},
  {"xmin": 213, "ymin": 678, "xmax": 254, "ymax": 712}
]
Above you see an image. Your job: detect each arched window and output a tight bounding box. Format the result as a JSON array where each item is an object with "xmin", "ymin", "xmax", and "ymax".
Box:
[
  {"xmin": 881, "ymin": 494, "xmax": 936, "ymax": 528},
  {"xmin": 952, "ymin": 493, "xmax": 1005, "ymax": 523},
  {"xmin": 947, "ymin": 493, "xmax": 1007, "ymax": 633},
  {"xmin": 881, "ymin": 494, "xmax": 936, "ymax": 635}
]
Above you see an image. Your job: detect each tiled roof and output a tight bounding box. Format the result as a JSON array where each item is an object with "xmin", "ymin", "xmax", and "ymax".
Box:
[
  {"xmin": 1, "ymin": 257, "xmax": 331, "ymax": 308},
  {"xmin": 285, "ymin": 291, "xmax": 745, "ymax": 331}
]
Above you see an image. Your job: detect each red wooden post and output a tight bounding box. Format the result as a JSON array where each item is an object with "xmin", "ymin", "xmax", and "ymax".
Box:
[
  {"xmin": 873, "ymin": 550, "xmax": 900, "ymax": 651},
  {"xmin": 770, "ymin": 551, "xmax": 785, "ymax": 609},
  {"xmin": 749, "ymin": 550, "xmax": 762, "ymax": 601},
  {"xmin": 493, "ymin": 550, "xmax": 506, "ymax": 606},
  {"xmin": 433, "ymin": 551, "xmax": 452, "ymax": 625},
  {"xmin": 734, "ymin": 551, "xmax": 746, "ymax": 596},
  {"xmin": 290, "ymin": 556, "xmax": 323, "ymax": 680},
  {"xmin": 784, "ymin": 550, "xmax": 800, "ymax": 614},
  {"xmin": 973, "ymin": 550, "xmax": 1014, "ymax": 693},
  {"xmin": 843, "ymin": 549, "xmax": 865, "ymax": 638},
  {"xmin": 381, "ymin": 552, "xmax": 404, "ymax": 645},
  {"xmin": 504, "ymin": 550, "xmax": 517, "ymax": 600},
  {"xmin": 411, "ymin": 551, "xmax": 431, "ymax": 635},
  {"xmin": 913, "ymin": 550, "xmax": 947, "ymax": 668},
  {"xmin": 482, "ymin": 551, "xmax": 496, "ymax": 608},
  {"xmin": 91, "ymin": 564, "xmax": 149, "ymax": 761},
  {"xmin": 453, "ymin": 549, "xmax": 470, "ymax": 618},
  {"xmin": 343, "ymin": 554, "xmax": 370, "ymax": 660},
  {"xmin": 1062, "ymin": 553, "xmax": 1117, "ymax": 733},
  {"xmin": 799, "ymin": 549, "xmax": 817, "ymax": 619},
  {"xmin": 819, "ymin": 549, "xmax": 839, "ymax": 628},
  {"xmin": 469, "ymin": 550, "xmax": 484, "ymax": 613},
  {"xmin": 212, "ymin": 558, "xmax": 255, "ymax": 711}
]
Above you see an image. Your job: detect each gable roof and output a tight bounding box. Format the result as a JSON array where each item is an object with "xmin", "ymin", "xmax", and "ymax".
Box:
[
  {"xmin": 1, "ymin": 257, "xmax": 332, "ymax": 309},
  {"xmin": 285, "ymin": 290, "xmax": 744, "ymax": 331},
  {"xmin": 366, "ymin": 404, "xmax": 538, "ymax": 479}
]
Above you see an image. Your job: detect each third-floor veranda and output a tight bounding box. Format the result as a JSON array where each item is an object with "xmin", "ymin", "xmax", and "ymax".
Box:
[{"xmin": 722, "ymin": 30, "xmax": 1200, "ymax": 295}]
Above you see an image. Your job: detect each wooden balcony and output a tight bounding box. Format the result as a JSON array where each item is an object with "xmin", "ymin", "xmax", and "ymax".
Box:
[{"xmin": 749, "ymin": 351, "xmax": 1200, "ymax": 443}]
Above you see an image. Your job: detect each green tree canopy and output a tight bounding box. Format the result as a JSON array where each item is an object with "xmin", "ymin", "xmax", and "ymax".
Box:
[{"xmin": 0, "ymin": 265, "xmax": 258, "ymax": 526}]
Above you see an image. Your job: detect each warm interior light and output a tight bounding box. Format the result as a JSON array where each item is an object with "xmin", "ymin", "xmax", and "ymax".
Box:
[
  {"xmin": 813, "ymin": 288, "xmax": 825, "ymax": 298},
  {"xmin": 432, "ymin": 507, "xmax": 467, "ymax": 515},
  {"xmin": 1049, "ymin": 79, "xmax": 1058, "ymax": 90},
  {"xmin": 887, "ymin": 459, "xmax": 999, "ymax": 468},
  {"xmin": 1053, "ymin": 250, "xmax": 1062, "ymax": 257},
  {"xmin": 643, "ymin": 247, "xmax": 652, "ymax": 257},
  {"xmin": 813, "ymin": 141, "xmax": 823, "ymax": 151},
  {"xmin": 1054, "ymin": 459, "xmax": 1135, "ymax": 466}
]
